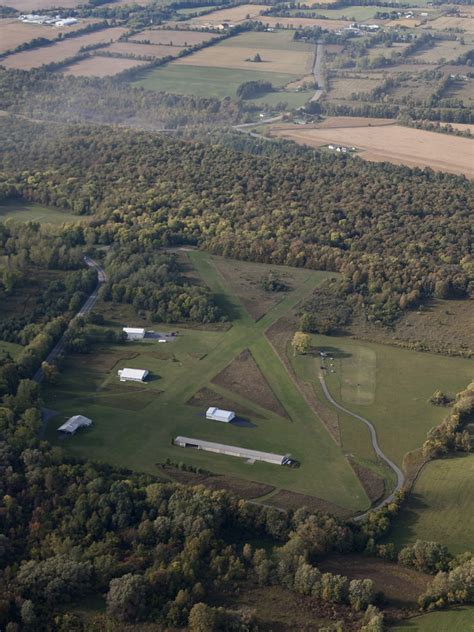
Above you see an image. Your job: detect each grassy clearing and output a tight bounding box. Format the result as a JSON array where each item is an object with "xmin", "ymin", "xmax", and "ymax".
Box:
[
  {"xmin": 288, "ymin": 6, "xmax": 381, "ymax": 20},
  {"xmin": 392, "ymin": 607, "xmax": 474, "ymax": 631},
  {"xmin": 0, "ymin": 340, "xmax": 22, "ymax": 359},
  {"xmin": 44, "ymin": 252, "xmax": 368, "ymax": 512},
  {"xmin": 132, "ymin": 63, "xmax": 295, "ymax": 98},
  {"xmin": 292, "ymin": 334, "xmax": 473, "ymax": 468},
  {"xmin": 388, "ymin": 455, "xmax": 474, "ymax": 554},
  {"xmin": 0, "ymin": 199, "xmax": 78, "ymax": 224}
]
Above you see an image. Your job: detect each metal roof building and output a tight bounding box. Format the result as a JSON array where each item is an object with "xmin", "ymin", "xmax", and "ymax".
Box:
[
  {"xmin": 58, "ymin": 415, "xmax": 92, "ymax": 434},
  {"xmin": 123, "ymin": 327, "xmax": 146, "ymax": 340},
  {"xmin": 206, "ymin": 407, "xmax": 235, "ymax": 423},
  {"xmin": 174, "ymin": 436, "xmax": 290, "ymax": 465},
  {"xmin": 118, "ymin": 368, "xmax": 149, "ymax": 382}
]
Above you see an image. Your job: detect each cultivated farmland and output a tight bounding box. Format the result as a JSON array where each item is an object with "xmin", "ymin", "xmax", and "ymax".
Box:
[
  {"xmin": 388, "ymin": 455, "xmax": 474, "ymax": 554},
  {"xmin": 62, "ymin": 56, "xmax": 150, "ymax": 77},
  {"xmin": 428, "ymin": 15, "xmax": 473, "ymax": 31},
  {"xmin": 0, "ymin": 17, "xmax": 99, "ymax": 54},
  {"xmin": 256, "ymin": 15, "xmax": 351, "ymax": 31},
  {"xmin": 2, "ymin": 0, "xmax": 84, "ymax": 10},
  {"xmin": 269, "ymin": 120, "xmax": 474, "ymax": 177},
  {"xmin": 187, "ymin": 4, "xmax": 268, "ymax": 25},
  {"xmin": 129, "ymin": 28, "xmax": 219, "ymax": 46},
  {"xmin": 1, "ymin": 26, "xmax": 127, "ymax": 69}
]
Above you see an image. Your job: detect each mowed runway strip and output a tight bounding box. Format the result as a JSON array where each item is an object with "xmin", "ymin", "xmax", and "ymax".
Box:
[{"xmin": 270, "ymin": 120, "xmax": 474, "ymax": 177}]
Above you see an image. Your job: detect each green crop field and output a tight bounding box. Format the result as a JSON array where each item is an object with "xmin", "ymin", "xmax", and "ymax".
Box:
[
  {"xmin": 392, "ymin": 607, "xmax": 474, "ymax": 631},
  {"xmin": 132, "ymin": 63, "xmax": 296, "ymax": 98},
  {"xmin": 291, "ymin": 334, "xmax": 473, "ymax": 468},
  {"xmin": 0, "ymin": 199, "xmax": 78, "ymax": 224},
  {"xmin": 388, "ymin": 455, "xmax": 474, "ymax": 555},
  {"xmin": 44, "ymin": 252, "xmax": 370, "ymax": 513}
]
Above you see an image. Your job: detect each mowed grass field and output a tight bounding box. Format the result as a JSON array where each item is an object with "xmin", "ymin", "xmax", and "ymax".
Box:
[
  {"xmin": 388, "ymin": 455, "xmax": 474, "ymax": 554},
  {"xmin": 2, "ymin": 26, "xmax": 127, "ymax": 69},
  {"xmin": 292, "ymin": 334, "xmax": 473, "ymax": 468},
  {"xmin": 269, "ymin": 120, "xmax": 474, "ymax": 177},
  {"xmin": 44, "ymin": 252, "xmax": 370, "ymax": 512},
  {"xmin": 392, "ymin": 607, "xmax": 474, "ymax": 631},
  {"xmin": 0, "ymin": 199, "xmax": 78, "ymax": 224}
]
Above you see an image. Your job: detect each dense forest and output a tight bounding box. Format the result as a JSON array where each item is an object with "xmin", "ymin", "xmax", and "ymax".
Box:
[{"xmin": 1, "ymin": 116, "xmax": 472, "ymax": 326}]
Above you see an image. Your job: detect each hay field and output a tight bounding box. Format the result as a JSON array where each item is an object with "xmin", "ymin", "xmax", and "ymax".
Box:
[
  {"xmin": 1, "ymin": 27, "xmax": 127, "ymax": 69},
  {"xmin": 0, "ymin": 17, "xmax": 99, "ymax": 54},
  {"xmin": 429, "ymin": 15, "xmax": 473, "ymax": 30},
  {"xmin": 104, "ymin": 41, "xmax": 180, "ymax": 59},
  {"xmin": 257, "ymin": 15, "xmax": 350, "ymax": 30},
  {"xmin": 62, "ymin": 55, "xmax": 149, "ymax": 77},
  {"xmin": 270, "ymin": 121, "xmax": 474, "ymax": 177},
  {"xmin": 129, "ymin": 29, "xmax": 218, "ymax": 46},
  {"xmin": 3, "ymin": 0, "xmax": 83, "ymax": 9},
  {"xmin": 174, "ymin": 45, "xmax": 313, "ymax": 75},
  {"xmin": 188, "ymin": 4, "xmax": 267, "ymax": 25},
  {"xmin": 415, "ymin": 39, "xmax": 464, "ymax": 63},
  {"xmin": 329, "ymin": 76, "xmax": 384, "ymax": 99}
]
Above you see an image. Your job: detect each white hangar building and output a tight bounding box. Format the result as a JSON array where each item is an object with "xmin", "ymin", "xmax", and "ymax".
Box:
[
  {"xmin": 206, "ymin": 407, "xmax": 235, "ymax": 423},
  {"xmin": 174, "ymin": 436, "xmax": 290, "ymax": 465},
  {"xmin": 118, "ymin": 368, "xmax": 149, "ymax": 382},
  {"xmin": 58, "ymin": 415, "xmax": 92, "ymax": 434},
  {"xmin": 123, "ymin": 327, "xmax": 146, "ymax": 340}
]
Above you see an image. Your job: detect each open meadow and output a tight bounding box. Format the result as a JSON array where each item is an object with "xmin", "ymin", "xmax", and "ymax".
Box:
[
  {"xmin": 392, "ymin": 607, "xmax": 474, "ymax": 631},
  {"xmin": 269, "ymin": 120, "xmax": 474, "ymax": 177},
  {"xmin": 62, "ymin": 56, "xmax": 149, "ymax": 77},
  {"xmin": 44, "ymin": 251, "xmax": 371, "ymax": 514},
  {"xmin": 0, "ymin": 198, "xmax": 79, "ymax": 224},
  {"xmin": 387, "ymin": 455, "xmax": 474, "ymax": 554},
  {"xmin": 1, "ymin": 26, "xmax": 127, "ymax": 69},
  {"xmin": 129, "ymin": 29, "xmax": 219, "ymax": 46},
  {"xmin": 256, "ymin": 15, "xmax": 350, "ymax": 31},
  {"xmin": 1, "ymin": 0, "xmax": 85, "ymax": 12},
  {"xmin": 186, "ymin": 4, "xmax": 268, "ymax": 25}
]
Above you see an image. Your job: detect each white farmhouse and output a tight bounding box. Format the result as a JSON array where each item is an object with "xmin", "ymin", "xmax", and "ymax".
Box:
[
  {"xmin": 118, "ymin": 368, "xmax": 149, "ymax": 382},
  {"xmin": 58, "ymin": 415, "xmax": 92, "ymax": 434},
  {"xmin": 206, "ymin": 407, "xmax": 236, "ymax": 423}
]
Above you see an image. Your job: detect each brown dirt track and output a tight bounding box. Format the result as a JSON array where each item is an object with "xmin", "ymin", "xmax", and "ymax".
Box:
[
  {"xmin": 0, "ymin": 17, "xmax": 99, "ymax": 54},
  {"xmin": 269, "ymin": 119, "xmax": 474, "ymax": 177},
  {"xmin": 62, "ymin": 55, "xmax": 149, "ymax": 77},
  {"xmin": 2, "ymin": 26, "xmax": 127, "ymax": 69}
]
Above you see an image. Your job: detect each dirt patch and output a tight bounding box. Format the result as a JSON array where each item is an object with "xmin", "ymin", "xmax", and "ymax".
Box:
[
  {"xmin": 266, "ymin": 315, "xmax": 341, "ymax": 444},
  {"xmin": 130, "ymin": 28, "xmax": 218, "ymax": 46},
  {"xmin": 318, "ymin": 555, "xmax": 430, "ymax": 609},
  {"xmin": 348, "ymin": 457, "xmax": 385, "ymax": 504},
  {"xmin": 163, "ymin": 466, "xmax": 274, "ymax": 499},
  {"xmin": 212, "ymin": 349, "xmax": 288, "ymax": 419},
  {"xmin": 187, "ymin": 386, "xmax": 264, "ymax": 420},
  {"xmin": 266, "ymin": 489, "xmax": 351, "ymax": 518},
  {"xmin": 2, "ymin": 26, "xmax": 127, "ymax": 69},
  {"xmin": 269, "ymin": 122, "xmax": 474, "ymax": 178},
  {"xmin": 63, "ymin": 55, "xmax": 149, "ymax": 77}
]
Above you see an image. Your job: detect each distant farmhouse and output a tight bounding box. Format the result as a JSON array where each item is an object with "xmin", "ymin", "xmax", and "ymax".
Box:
[
  {"xmin": 206, "ymin": 407, "xmax": 235, "ymax": 423},
  {"xmin": 58, "ymin": 415, "xmax": 92, "ymax": 434},
  {"xmin": 174, "ymin": 436, "xmax": 292, "ymax": 465},
  {"xmin": 123, "ymin": 327, "xmax": 146, "ymax": 340},
  {"xmin": 118, "ymin": 368, "xmax": 149, "ymax": 382}
]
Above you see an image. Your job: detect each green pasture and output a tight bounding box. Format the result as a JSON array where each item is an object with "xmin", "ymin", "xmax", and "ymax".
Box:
[
  {"xmin": 291, "ymin": 335, "xmax": 473, "ymax": 468},
  {"xmin": 287, "ymin": 6, "xmax": 381, "ymax": 20},
  {"xmin": 131, "ymin": 64, "xmax": 296, "ymax": 98},
  {"xmin": 44, "ymin": 252, "xmax": 370, "ymax": 512},
  {"xmin": 0, "ymin": 199, "xmax": 77, "ymax": 225},
  {"xmin": 391, "ymin": 607, "xmax": 474, "ymax": 631},
  {"xmin": 249, "ymin": 89, "xmax": 311, "ymax": 108},
  {"xmin": 176, "ymin": 5, "xmax": 215, "ymax": 15},
  {"xmin": 388, "ymin": 455, "xmax": 474, "ymax": 554},
  {"xmin": 0, "ymin": 340, "xmax": 22, "ymax": 359}
]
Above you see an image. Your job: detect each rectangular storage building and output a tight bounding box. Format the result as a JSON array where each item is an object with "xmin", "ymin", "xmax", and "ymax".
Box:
[
  {"xmin": 58, "ymin": 415, "xmax": 92, "ymax": 434},
  {"xmin": 174, "ymin": 436, "xmax": 289, "ymax": 465},
  {"xmin": 206, "ymin": 407, "xmax": 235, "ymax": 423},
  {"xmin": 118, "ymin": 368, "xmax": 149, "ymax": 382},
  {"xmin": 123, "ymin": 327, "xmax": 146, "ymax": 340}
]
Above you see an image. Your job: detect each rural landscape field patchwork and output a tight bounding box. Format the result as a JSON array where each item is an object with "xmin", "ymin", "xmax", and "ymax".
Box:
[{"xmin": 0, "ymin": 0, "xmax": 473, "ymax": 628}]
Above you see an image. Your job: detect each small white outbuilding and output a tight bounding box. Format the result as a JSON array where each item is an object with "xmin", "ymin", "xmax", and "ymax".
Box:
[
  {"xmin": 123, "ymin": 327, "xmax": 146, "ymax": 340},
  {"xmin": 118, "ymin": 368, "xmax": 149, "ymax": 382},
  {"xmin": 206, "ymin": 407, "xmax": 235, "ymax": 423},
  {"xmin": 58, "ymin": 415, "xmax": 92, "ymax": 434}
]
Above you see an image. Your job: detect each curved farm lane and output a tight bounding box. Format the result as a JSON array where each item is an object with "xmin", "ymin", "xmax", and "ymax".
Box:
[
  {"xmin": 318, "ymin": 373, "xmax": 405, "ymax": 519},
  {"xmin": 34, "ymin": 256, "xmax": 107, "ymax": 384}
]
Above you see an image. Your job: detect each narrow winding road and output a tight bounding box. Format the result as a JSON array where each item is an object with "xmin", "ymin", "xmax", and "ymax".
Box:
[
  {"xmin": 318, "ymin": 372, "xmax": 405, "ymax": 518},
  {"xmin": 34, "ymin": 256, "xmax": 107, "ymax": 383}
]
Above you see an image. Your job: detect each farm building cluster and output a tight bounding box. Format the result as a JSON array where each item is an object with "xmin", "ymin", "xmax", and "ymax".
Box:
[{"xmin": 18, "ymin": 14, "xmax": 78, "ymax": 26}]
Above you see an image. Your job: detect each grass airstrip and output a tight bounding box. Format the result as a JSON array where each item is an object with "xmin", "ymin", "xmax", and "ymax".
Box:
[{"xmin": 43, "ymin": 251, "xmax": 474, "ymax": 517}]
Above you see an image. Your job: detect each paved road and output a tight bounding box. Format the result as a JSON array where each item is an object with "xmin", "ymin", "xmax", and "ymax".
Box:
[
  {"xmin": 318, "ymin": 372, "xmax": 405, "ymax": 519},
  {"xmin": 33, "ymin": 256, "xmax": 107, "ymax": 383},
  {"xmin": 310, "ymin": 41, "xmax": 324, "ymax": 102}
]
